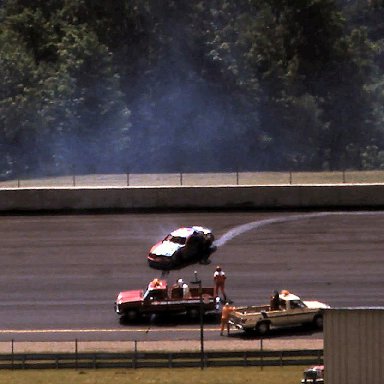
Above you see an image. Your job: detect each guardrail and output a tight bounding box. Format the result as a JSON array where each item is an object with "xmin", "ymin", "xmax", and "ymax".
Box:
[
  {"xmin": 0, "ymin": 349, "xmax": 323, "ymax": 370},
  {"xmin": 1, "ymin": 170, "xmax": 384, "ymax": 188}
]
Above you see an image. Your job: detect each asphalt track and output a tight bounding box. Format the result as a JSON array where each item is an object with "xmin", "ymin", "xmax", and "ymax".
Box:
[{"xmin": 0, "ymin": 210, "xmax": 383, "ymax": 343}]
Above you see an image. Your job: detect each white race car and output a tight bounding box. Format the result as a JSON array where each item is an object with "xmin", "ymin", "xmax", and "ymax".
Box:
[{"xmin": 147, "ymin": 226, "xmax": 216, "ymax": 270}]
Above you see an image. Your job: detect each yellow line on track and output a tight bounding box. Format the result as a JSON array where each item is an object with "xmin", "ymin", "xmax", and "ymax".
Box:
[{"xmin": 0, "ymin": 327, "xmax": 220, "ymax": 334}]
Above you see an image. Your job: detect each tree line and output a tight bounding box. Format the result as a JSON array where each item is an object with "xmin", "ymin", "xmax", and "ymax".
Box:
[{"xmin": 1, "ymin": 0, "xmax": 384, "ymax": 178}]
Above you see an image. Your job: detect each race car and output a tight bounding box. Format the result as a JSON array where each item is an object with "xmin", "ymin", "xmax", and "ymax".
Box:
[
  {"xmin": 301, "ymin": 365, "xmax": 324, "ymax": 383},
  {"xmin": 147, "ymin": 226, "xmax": 216, "ymax": 270}
]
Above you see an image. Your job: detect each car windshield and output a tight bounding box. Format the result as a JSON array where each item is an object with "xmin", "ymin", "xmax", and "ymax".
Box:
[{"xmin": 165, "ymin": 235, "xmax": 186, "ymax": 245}]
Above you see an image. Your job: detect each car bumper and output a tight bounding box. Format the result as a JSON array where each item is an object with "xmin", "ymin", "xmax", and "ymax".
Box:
[{"xmin": 228, "ymin": 320, "xmax": 245, "ymax": 330}]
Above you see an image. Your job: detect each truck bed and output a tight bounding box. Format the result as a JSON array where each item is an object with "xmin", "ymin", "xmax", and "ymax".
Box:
[{"xmin": 233, "ymin": 304, "xmax": 270, "ymax": 315}]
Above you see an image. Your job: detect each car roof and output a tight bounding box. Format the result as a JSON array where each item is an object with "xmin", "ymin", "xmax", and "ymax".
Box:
[{"xmin": 170, "ymin": 226, "xmax": 211, "ymax": 238}]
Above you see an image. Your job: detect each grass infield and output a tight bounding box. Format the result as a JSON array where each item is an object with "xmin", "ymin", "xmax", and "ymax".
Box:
[{"xmin": 0, "ymin": 366, "xmax": 305, "ymax": 384}]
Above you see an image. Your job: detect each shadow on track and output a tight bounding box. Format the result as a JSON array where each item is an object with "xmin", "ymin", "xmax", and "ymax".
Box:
[
  {"xmin": 227, "ymin": 324, "xmax": 323, "ymax": 340},
  {"xmin": 119, "ymin": 312, "xmax": 220, "ymax": 327}
]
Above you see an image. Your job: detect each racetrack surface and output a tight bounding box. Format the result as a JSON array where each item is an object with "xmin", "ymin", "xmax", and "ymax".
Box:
[{"xmin": 0, "ymin": 211, "xmax": 383, "ymax": 344}]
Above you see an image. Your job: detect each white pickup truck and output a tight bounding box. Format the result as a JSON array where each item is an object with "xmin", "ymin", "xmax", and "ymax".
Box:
[{"xmin": 228, "ymin": 291, "xmax": 329, "ymax": 335}]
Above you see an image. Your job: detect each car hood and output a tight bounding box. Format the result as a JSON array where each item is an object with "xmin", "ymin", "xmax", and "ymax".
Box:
[
  {"xmin": 150, "ymin": 240, "xmax": 183, "ymax": 257},
  {"xmin": 116, "ymin": 289, "xmax": 143, "ymax": 304},
  {"xmin": 303, "ymin": 300, "xmax": 330, "ymax": 309}
]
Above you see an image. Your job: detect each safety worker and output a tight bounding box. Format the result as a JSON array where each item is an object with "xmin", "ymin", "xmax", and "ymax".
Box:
[
  {"xmin": 182, "ymin": 282, "xmax": 191, "ymax": 299},
  {"xmin": 213, "ymin": 266, "xmax": 227, "ymax": 301},
  {"xmin": 220, "ymin": 302, "xmax": 235, "ymax": 336},
  {"xmin": 148, "ymin": 278, "xmax": 161, "ymax": 289},
  {"xmin": 270, "ymin": 290, "xmax": 280, "ymax": 311},
  {"xmin": 172, "ymin": 278, "xmax": 184, "ymax": 289}
]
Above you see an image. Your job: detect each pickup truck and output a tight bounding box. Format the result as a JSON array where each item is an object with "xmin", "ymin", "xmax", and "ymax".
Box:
[
  {"xmin": 115, "ymin": 278, "xmax": 219, "ymax": 321},
  {"xmin": 228, "ymin": 290, "xmax": 329, "ymax": 335}
]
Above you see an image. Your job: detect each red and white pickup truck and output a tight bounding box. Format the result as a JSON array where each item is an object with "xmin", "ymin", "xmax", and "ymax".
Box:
[{"xmin": 115, "ymin": 279, "xmax": 219, "ymax": 321}]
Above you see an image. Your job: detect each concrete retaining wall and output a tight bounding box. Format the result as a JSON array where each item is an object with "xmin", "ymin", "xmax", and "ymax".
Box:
[{"xmin": 0, "ymin": 184, "xmax": 383, "ymax": 211}]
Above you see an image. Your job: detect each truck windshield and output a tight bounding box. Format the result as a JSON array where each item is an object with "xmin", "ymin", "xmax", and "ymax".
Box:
[
  {"xmin": 290, "ymin": 300, "xmax": 306, "ymax": 309},
  {"xmin": 143, "ymin": 288, "xmax": 166, "ymax": 301}
]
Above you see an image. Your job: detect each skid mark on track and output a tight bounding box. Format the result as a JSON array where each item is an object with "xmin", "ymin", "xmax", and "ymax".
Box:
[{"xmin": 215, "ymin": 211, "xmax": 384, "ymax": 247}]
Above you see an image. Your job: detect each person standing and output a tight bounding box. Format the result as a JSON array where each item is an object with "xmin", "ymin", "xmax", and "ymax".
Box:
[
  {"xmin": 214, "ymin": 265, "xmax": 227, "ymax": 301},
  {"xmin": 172, "ymin": 278, "xmax": 184, "ymax": 289},
  {"xmin": 220, "ymin": 302, "xmax": 235, "ymax": 336},
  {"xmin": 270, "ymin": 290, "xmax": 280, "ymax": 311}
]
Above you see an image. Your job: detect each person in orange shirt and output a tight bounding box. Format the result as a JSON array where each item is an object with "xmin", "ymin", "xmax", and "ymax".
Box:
[
  {"xmin": 148, "ymin": 278, "xmax": 162, "ymax": 289},
  {"xmin": 220, "ymin": 302, "xmax": 235, "ymax": 336},
  {"xmin": 214, "ymin": 266, "xmax": 227, "ymax": 302}
]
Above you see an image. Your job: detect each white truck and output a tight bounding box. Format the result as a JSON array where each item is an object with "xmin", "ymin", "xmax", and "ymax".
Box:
[{"xmin": 228, "ymin": 291, "xmax": 329, "ymax": 335}]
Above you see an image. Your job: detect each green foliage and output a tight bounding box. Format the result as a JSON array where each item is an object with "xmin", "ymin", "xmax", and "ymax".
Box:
[{"xmin": 0, "ymin": 0, "xmax": 383, "ymax": 176}]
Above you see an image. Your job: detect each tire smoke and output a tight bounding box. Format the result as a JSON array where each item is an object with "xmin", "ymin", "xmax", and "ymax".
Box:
[{"xmin": 214, "ymin": 211, "xmax": 384, "ymax": 248}]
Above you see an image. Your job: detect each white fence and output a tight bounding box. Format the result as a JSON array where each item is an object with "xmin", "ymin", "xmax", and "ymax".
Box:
[{"xmin": 1, "ymin": 170, "xmax": 384, "ymax": 188}]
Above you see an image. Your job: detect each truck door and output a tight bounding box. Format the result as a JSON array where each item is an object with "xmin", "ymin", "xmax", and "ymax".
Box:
[
  {"xmin": 285, "ymin": 300, "xmax": 309, "ymax": 325},
  {"xmin": 143, "ymin": 289, "xmax": 169, "ymax": 314}
]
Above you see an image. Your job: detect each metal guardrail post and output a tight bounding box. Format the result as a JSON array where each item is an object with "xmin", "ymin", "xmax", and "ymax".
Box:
[
  {"xmin": 133, "ymin": 340, "xmax": 137, "ymax": 369},
  {"xmin": 11, "ymin": 339, "xmax": 14, "ymax": 370},
  {"xmin": 191, "ymin": 271, "xmax": 205, "ymax": 370},
  {"xmin": 75, "ymin": 339, "xmax": 78, "ymax": 370}
]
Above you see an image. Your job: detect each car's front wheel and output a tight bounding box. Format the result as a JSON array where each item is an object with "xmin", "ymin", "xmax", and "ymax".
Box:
[{"xmin": 171, "ymin": 249, "xmax": 183, "ymax": 265}]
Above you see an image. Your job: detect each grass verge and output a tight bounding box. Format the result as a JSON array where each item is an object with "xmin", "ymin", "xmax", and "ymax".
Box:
[{"xmin": 0, "ymin": 366, "xmax": 304, "ymax": 384}]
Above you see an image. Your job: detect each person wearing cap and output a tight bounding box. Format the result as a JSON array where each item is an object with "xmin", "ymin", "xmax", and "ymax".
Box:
[
  {"xmin": 182, "ymin": 282, "xmax": 191, "ymax": 299},
  {"xmin": 213, "ymin": 266, "xmax": 227, "ymax": 301},
  {"xmin": 148, "ymin": 278, "xmax": 161, "ymax": 289},
  {"xmin": 172, "ymin": 278, "xmax": 184, "ymax": 288},
  {"xmin": 220, "ymin": 302, "xmax": 235, "ymax": 336},
  {"xmin": 270, "ymin": 290, "xmax": 280, "ymax": 311}
]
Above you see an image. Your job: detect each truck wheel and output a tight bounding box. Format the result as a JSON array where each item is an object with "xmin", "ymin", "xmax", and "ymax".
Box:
[
  {"xmin": 187, "ymin": 308, "xmax": 200, "ymax": 320},
  {"xmin": 256, "ymin": 321, "xmax": 270, "ymax": 336},
  {"xmin": 313, "ymin": 315, "xmax": 323, "ymax": 329},
  {"xmin": 125, "ymin": 310, "xmax": 139, "ymax": 322}
]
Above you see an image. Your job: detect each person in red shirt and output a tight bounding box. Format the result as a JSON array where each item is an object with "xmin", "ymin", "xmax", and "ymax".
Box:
[{"xmin": 214, "ymin": 266, "xmax": 227, "ymax": 302}]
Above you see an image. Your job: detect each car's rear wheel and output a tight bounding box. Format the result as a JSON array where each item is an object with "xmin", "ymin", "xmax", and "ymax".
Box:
[
  {"xmin": 313, "ymin": 315, "xmax": 323, "ymax": 329},
  {"xmin": 255, "ymin": 321, "xmax": 270, "ymax": 336}
]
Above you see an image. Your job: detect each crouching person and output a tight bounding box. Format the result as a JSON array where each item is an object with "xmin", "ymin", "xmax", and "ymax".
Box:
[{"xmin": 220, "ymin": 302, "xmax": 235, "ymax": 336}]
